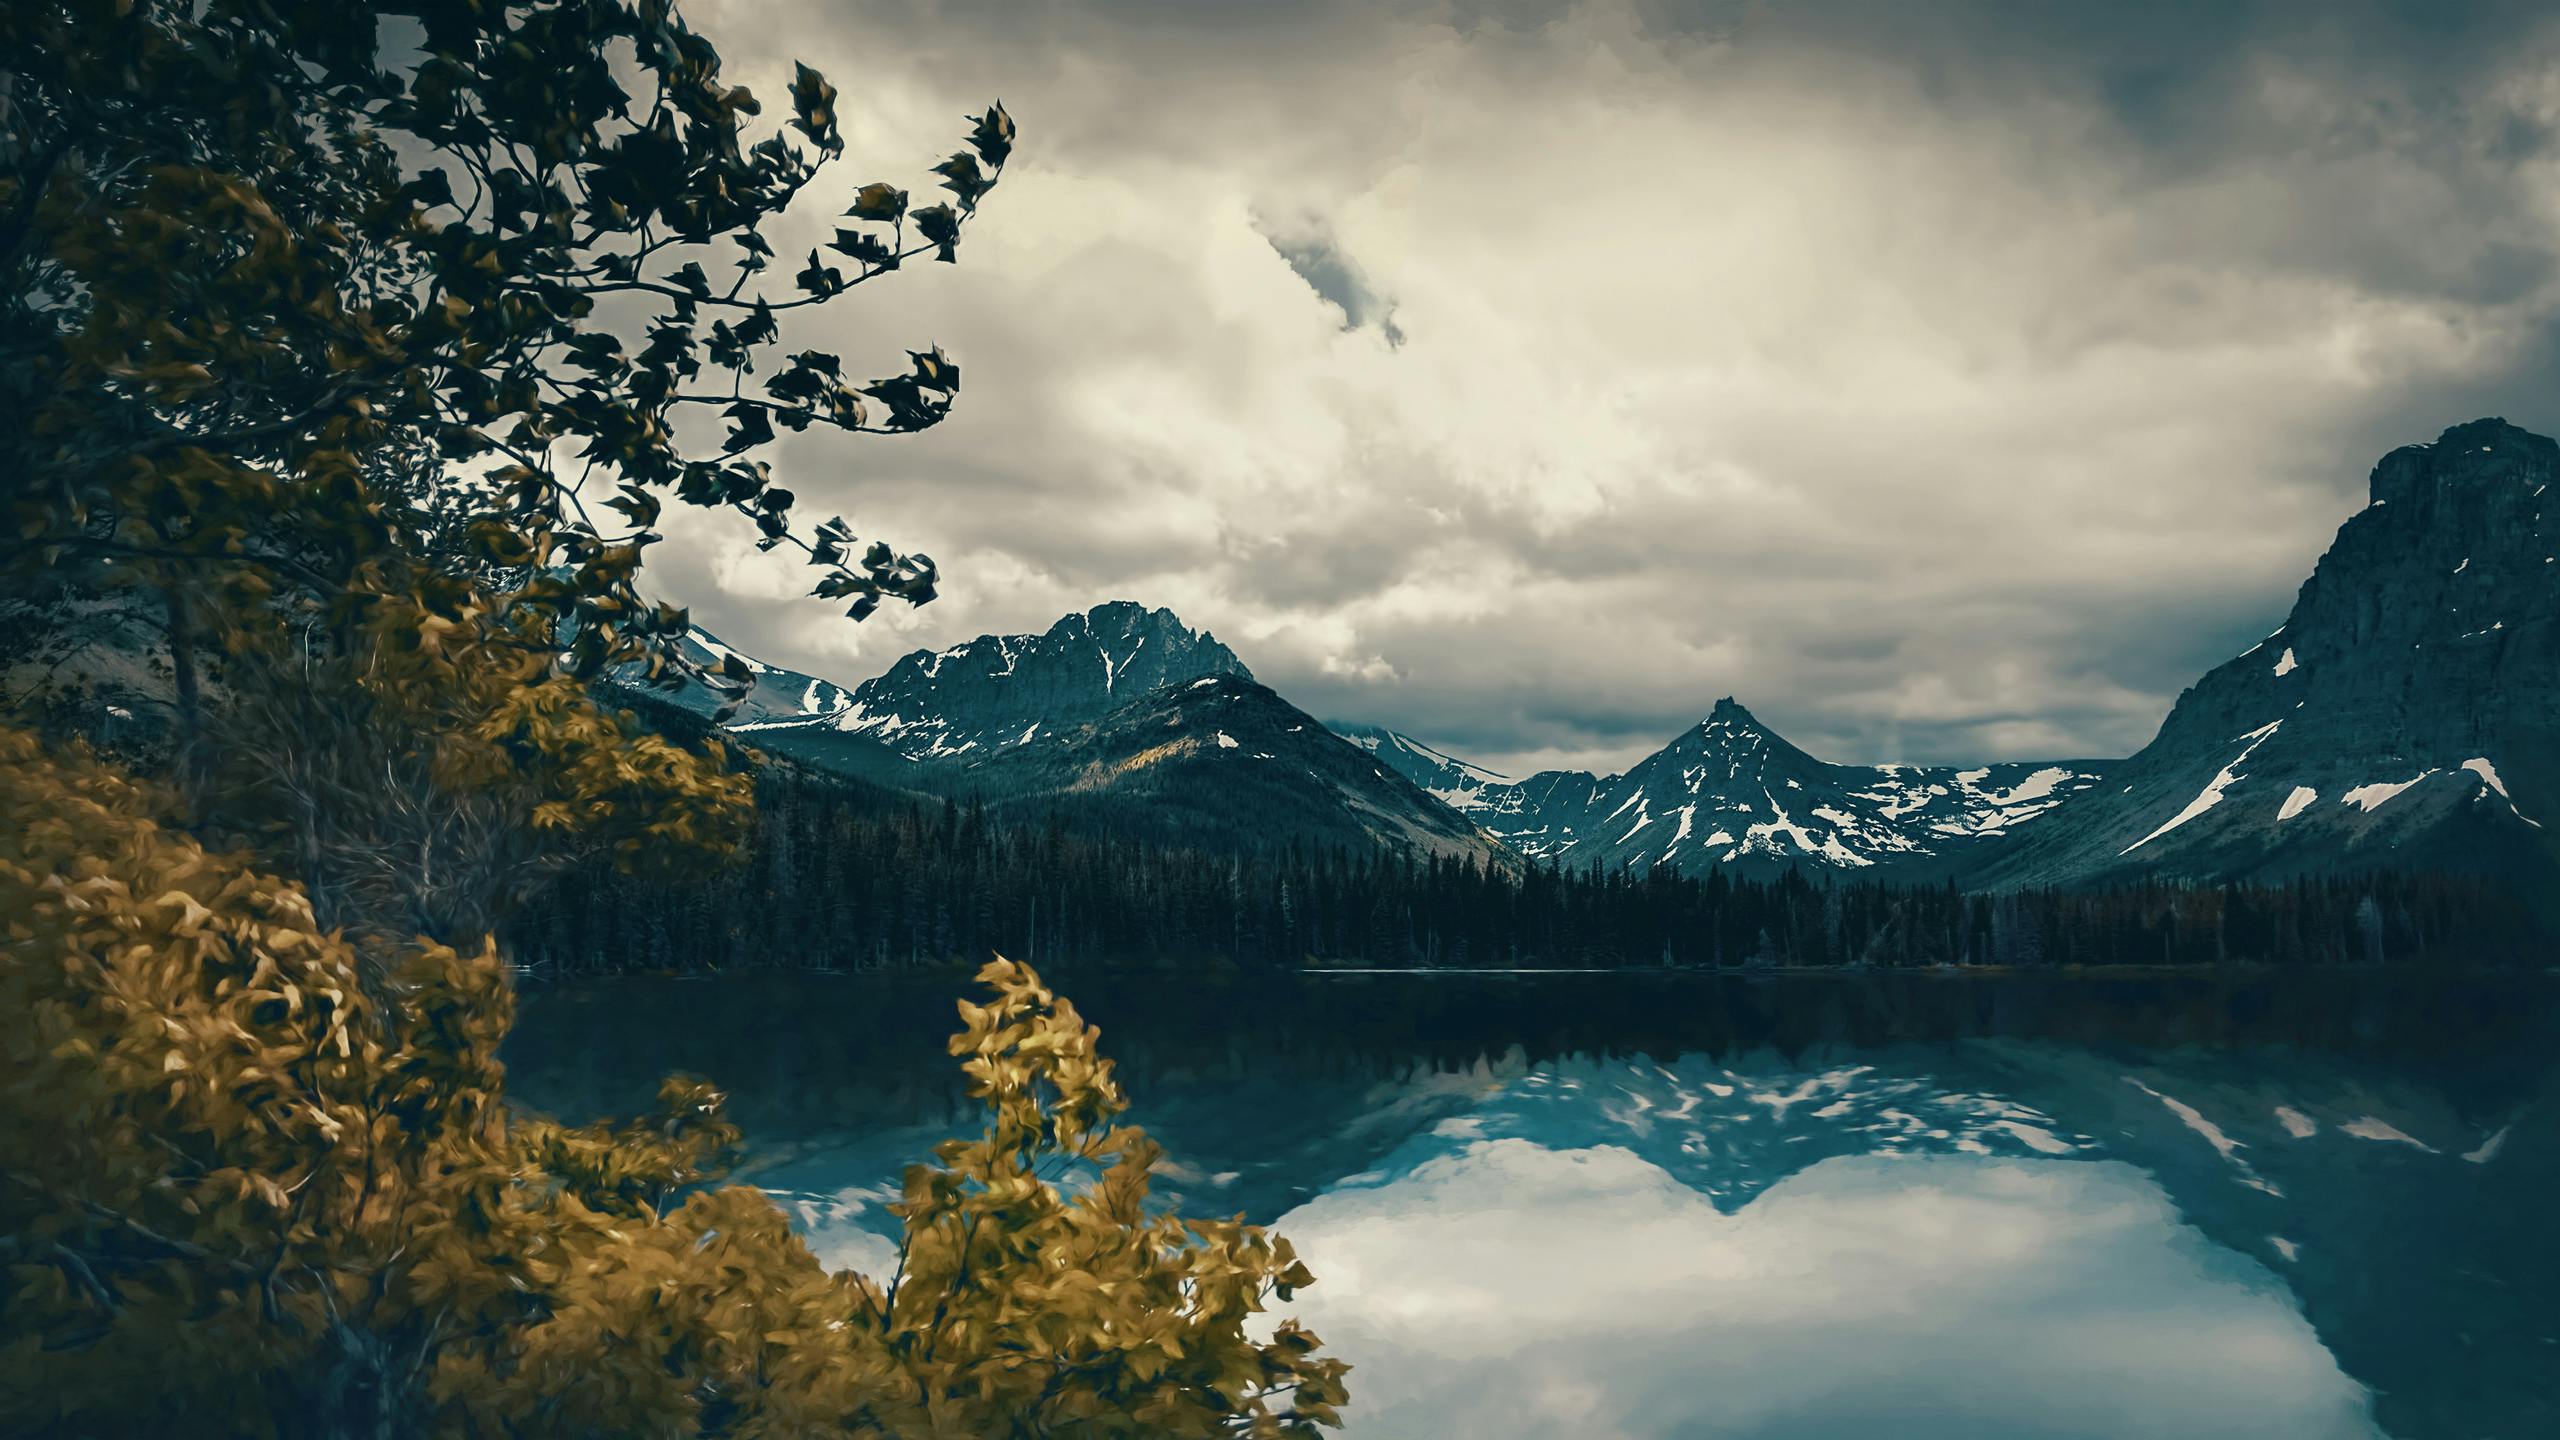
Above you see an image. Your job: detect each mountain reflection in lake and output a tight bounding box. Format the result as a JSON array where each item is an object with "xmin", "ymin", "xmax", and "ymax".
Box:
[{"xmin": 506, "ymin": 970, "xmax": 2558, "ymax": 1440}]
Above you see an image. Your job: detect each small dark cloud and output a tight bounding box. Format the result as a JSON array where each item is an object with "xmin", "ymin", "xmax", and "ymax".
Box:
[{"xmin": 1261, "ymin": 221, "xmax": 1404, "ymax": 344}]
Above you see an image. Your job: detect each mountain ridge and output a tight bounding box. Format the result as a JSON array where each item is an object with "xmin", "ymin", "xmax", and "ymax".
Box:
[
  {"xmin": 1336, "ymin": 699, "xmax": 2110, "ymax": 879},
  {"xmin": 639, "ymin": 416, "xmax": 2558, "ymax": 895}
]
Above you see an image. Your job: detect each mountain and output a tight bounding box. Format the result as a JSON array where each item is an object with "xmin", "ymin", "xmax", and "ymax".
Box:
[
  {"xmin": 1968, "ymin": 417, "xmax": 2560, "ymax": 894},
  {"xmin": 594, "ymin": 622, "xmax": 858, "ymax": 730},
  {"xmin": 1333, "ymin": 723, "xmax": 1514, "ymax": 812},
  {"xmin": 742, "ymin": 601, "xmax": 1250, "ymax": 766},
  {"xmin": 1336, "ymin": 700, "xmax": 2108, "ymax": 879},
  {"xmin": 669, "ymin": 629, "xmax": 858, "ymax": 724},
  {"xmin": 696, "ymin": 604, "xmax": 1505, "ymax": 862},
  {"xmin": 946, "ymin": 675, "xmax": 1511, "ymax": 863},
  {"xmin": 640, "ymin": 413, "xmax": 2560, "ymax": 899}
]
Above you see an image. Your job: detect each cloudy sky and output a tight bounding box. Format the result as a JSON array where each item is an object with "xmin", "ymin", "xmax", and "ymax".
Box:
[{"xmin": 652, "ymin": 0, "xmax": 2560, "ymax": 777}]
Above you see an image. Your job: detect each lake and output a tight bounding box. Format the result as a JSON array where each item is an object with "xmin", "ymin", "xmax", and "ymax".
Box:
[{"xmin": 505, "ymin": 968, "xmax": 2560, "ymax": 1440}]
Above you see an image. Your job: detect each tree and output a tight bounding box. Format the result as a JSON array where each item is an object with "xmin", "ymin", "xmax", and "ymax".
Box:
[
  {"xmin": 0, "ymin": 728, "xmax": 1348, "ymax": 1436},
  {"xmin": 4, "ymin": 0, "xmax": 1009, "ymax": 746}
]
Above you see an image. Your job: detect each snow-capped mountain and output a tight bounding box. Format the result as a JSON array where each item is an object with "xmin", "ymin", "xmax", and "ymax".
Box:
[
  {"xmin": 625, "ymin": 414, "xmax": 2560, "ymax": 897},
  {"xmin": 690, "ymin": 604, "xmax": 1504, "ymax": 860},
  {"xmin": 601, "ymin": 627, "xmax": 858, "ymax": 727},
  {"xmin": 744, "ymin": 600, "xmax": 1252, "ymax": 765},
  {"xmin": 678, "ymin": 629, "xmax": 857, "ymax": 724},
  {"xmin": 1969, "ymin": 417, "xmax": 2560, "ymax": 893},
  {"xmin": 1336, "ymin": 700, "xmax": 2109, "ymax": 878},
  {"xmin": 1333, "ymin": 724, "xmax": 1514, "ymax": 812}
]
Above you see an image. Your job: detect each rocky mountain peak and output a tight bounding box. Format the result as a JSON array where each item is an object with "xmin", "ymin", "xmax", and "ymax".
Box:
[
  {"xmin": 2366, "ymin": 416, "xmax": 2554, "ymax": 510},
  {"xmin": 800, "ymin": 601, "xmax": 1253, "ymax": 763},
  {"xmin": 1670, "ymin": 697, "xmax": 1829, "ymax": 779},
  {"xmin": 1056, "ymin": 600, "xmax": 1220, "ymax": 651},
  {"xmin": 1969, "ymin": 417, "xmax": 2560, "ymax": 892}
]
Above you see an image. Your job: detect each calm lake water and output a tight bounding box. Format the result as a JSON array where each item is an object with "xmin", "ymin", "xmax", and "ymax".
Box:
[{"xmin": 506, "ymin": 969, "xmax": 2560, "ymax": 1440}]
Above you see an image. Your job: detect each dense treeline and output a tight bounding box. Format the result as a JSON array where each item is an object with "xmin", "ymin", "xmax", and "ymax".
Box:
[{"xmin": 510, "ymin": 765, "xmax": 2546, "ymax": 974}]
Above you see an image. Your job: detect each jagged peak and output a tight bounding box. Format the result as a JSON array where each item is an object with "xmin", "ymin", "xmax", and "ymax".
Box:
[
  {"xmin": 865, "ymin": 602, "xmax": 1245, "ymax": 682},
  {"xmin": 2370, "ymin": 416, "xmax": 2559, "ymax": 506},
  {"xmin": 1694, "ymin": 697, "xmax": 1777, "ymax": 740},
  {"xmin": 1660, "ymin": 695, "xmax": 1842, "ymax": 780},
  {"xmin": 2429, "ymin": 416, "xmax": 2534, "ymax": 451},
  {"xmin": 1056, "ymin": 599, "xmax": 1199, "ymax": 639}
]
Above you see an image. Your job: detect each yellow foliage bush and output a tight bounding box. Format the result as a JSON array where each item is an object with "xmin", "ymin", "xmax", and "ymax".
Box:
[{"xmin": 0, "ymin": 728, "xmax": 1347, "ymax": 1437}]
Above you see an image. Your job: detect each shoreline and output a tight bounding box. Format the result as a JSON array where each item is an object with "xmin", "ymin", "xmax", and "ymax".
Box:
[{"xmin": 511, "ymin": 959, "xmax": 2559, "ymax": 985}]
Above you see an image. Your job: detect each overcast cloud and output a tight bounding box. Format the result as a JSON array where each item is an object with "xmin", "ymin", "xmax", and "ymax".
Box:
[{"xmin": 645, "ymin": 0, "xmax": 2560, "ymax": 776}]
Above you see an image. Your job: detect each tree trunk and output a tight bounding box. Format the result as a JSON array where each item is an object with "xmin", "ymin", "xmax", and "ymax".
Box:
[
  {"xmin": 162, "ymin": 581, "xmax": 204, "ymax": 790},
  {"xmin": 290, "ymin": 1321, "xmax": 420, "ymax": 1440}
]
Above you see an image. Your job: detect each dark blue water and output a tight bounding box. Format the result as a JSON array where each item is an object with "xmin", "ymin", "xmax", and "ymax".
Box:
[{"xmin": 506, "ymin": 969, "xmax": 2560, "ymax": 1439}]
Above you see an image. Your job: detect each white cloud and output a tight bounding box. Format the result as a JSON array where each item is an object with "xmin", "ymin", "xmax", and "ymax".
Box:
[{"xmin": 657, "ymin": 0, "xmax": 2560, "ymax": 774}]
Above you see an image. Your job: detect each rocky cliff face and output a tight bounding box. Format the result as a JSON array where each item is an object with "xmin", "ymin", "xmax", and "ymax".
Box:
[
  {"xmin": 1341, "ymin": 700, "xmax": 2107, "ymax": 879},
  {"xmin": 1968, "ymin": 417, "xmax": 2560, "ymax": 891}
]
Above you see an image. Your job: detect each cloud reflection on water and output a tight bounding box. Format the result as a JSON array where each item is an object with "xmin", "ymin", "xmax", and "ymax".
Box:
[
  {"xmin": 1273, "ymin": 1142, "xmax": 2381, "ymax": 1440},
  {"xmin": 764, "ymin": 1050, "xmax": 2387, "ymax": 1438},
  {"xmin": 510, "ymin": 971, "xmax": 2560, "ymax": 1440}
]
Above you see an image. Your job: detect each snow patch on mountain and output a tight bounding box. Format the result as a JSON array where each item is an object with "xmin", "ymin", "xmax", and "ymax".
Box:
[
  {"xmin": 2121, "ymin": 720, "xmax": 2281, "ymax": 856},
  {"xmin": 2460, "ymin": 757, "xmax": 2508, "ymax": 797},
  {"xmin": 2340, "ymin": 773, "xmax": 2432, "ymax": 813}
]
